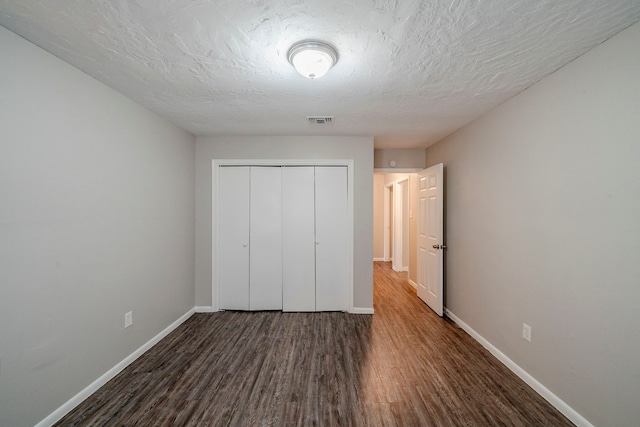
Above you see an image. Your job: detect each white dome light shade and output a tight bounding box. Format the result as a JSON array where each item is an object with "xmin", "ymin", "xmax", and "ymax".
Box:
[{"xmin": 287, "ymin": 41, "xmax": 338, "ymax": 79}]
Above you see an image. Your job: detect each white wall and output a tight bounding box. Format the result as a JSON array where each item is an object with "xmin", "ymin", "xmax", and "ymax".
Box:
[
  {"xmin": 195, "ymin": 136, "xmax": 374, "ymax": 310},
  {"xmin": 374, "ymin": 148, "xmax": 426, "ymax": 169},
  {"xmin": 373, "ymin": 174, "xmax": 385, "ymax": 260},
  {"xmin": 0, "ymin": 26, "xmax": 196, "ymax": 427},
  {"xmin": 425, "ymin": 22, "xmax": 640, "ymax": 426}
]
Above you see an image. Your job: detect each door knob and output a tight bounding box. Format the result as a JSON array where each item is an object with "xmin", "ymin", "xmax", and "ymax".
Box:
[{"xmin": 432, "ymin": 245, "xmax": 439, "ymax": 249}]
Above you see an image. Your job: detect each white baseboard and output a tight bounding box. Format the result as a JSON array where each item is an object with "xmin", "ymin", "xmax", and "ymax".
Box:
[
  {"xmin": 400, "ymin": 266, "xmax": 408, "ymax": 272},
  {"xmin": 373, "ymin": 258, "xmax": 385, "ymax": 262},
  {"xmin": 194, "ymin": 306, "xmax": 215, "ymax": 313},
  {"xmin": 350, "ymin": 307, "xmax": 374, "ymax": 314},
  {"xmin": 444, "ymin": 309, "xmax": 593, "ymax": 427},
  {"xmin": 35, "ymin": 308, "xmax": 196, "ymax": 427},
  {"xmin": 407, "ymin": 279, "xmax": 417, "ymax": 289}
]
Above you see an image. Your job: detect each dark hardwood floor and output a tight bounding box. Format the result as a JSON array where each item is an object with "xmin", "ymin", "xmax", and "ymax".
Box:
[{"xmin": 55, "ymin": 262, "xmax": 573, "ymax": 426}]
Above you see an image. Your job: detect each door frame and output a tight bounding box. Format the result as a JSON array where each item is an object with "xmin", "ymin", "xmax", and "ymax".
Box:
[
  {"xmin": 383, "ymin": 178, "xmax": 410, "ymax": 272},
  {"xmin": 393, "ymin": 178, "xmax": 409, "ymax": 272},
  {"xmin": 211, "ymin": 159, "xmax": 355, "ymax": 312},
  {"xmin": 383, "ymin": 183, "xmax": 393, "ymax": 262}
]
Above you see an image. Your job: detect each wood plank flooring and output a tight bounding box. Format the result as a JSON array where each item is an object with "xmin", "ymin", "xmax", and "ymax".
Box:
[{"xmin": 55, "ymin": 262, "xmax": 573, "ymax": 426}]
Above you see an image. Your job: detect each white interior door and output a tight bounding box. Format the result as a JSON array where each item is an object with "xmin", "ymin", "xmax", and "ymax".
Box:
[
  {"xmin": 218, "ymin": 166, "xmax": 250, "ymax": 310},
  {"xmin": 417, "ymin": 163, "xmax": 444, "ymax": 316},
  {"xmin": 315, "ymin": 166, "xmax": 348, "ymax": 311},
  {"xmin": 282, "ymin": 166, "xmax": 316, "ymax": 311},
  {"xmin": 249, "ymin": 167, "xmax": 283, "ymax": 310}
]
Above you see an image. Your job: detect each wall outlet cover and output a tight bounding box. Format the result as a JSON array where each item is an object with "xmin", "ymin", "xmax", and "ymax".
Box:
[{"xmin": 522, "ymin": 323, "xmax": 532, "ymax": 342}]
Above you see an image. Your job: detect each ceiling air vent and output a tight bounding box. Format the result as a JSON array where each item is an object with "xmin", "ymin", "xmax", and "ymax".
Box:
[{"xmin": 307, "ymin": 116, "xmax": 334, "ymax": 125}]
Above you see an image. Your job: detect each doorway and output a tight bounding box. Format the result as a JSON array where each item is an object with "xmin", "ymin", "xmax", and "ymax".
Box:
[
  {"xmin": 375, "ymin": 173, "xmax": 415, "ymax": 285},
  {"xmin": 373, "ymin": 166, "xmax": 445, "ymax": 315}
]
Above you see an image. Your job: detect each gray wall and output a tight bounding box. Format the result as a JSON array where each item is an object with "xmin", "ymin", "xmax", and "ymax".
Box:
[
  {"xmin": 374, "ymin": 148, "xmax": 426, "ymax": 169},
  {"xmin": 0, "ymin": 26, "xmax": 196, "ymax": 426},
  {"xmin": 426, "ymin": 22, "xmax": 640, "ymax": 426},
  {"xmin": 195, "ymin": 136, "xmax": 374, "ymax": 310}
]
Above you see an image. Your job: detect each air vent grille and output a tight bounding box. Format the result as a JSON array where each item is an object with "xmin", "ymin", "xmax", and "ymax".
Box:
[{"xmin": 307, "ymin": 116, "xmax": 334, "ymax": 124}]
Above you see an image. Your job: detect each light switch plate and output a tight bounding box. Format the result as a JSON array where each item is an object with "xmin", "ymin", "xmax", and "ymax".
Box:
[{"xmin": 522, "ymin": 323, "xmax": 531, "ymax": 342}]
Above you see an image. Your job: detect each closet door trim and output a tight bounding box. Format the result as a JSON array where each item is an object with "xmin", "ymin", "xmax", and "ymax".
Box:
[{"xmin": 212, "ymin": 159, "xmax": 354, "ymax": 312}]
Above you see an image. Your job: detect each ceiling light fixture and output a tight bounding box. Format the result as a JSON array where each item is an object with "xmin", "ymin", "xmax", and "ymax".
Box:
[{"xmin": 287, "ymin": 41, "xmax": 338, "ymax": 79}]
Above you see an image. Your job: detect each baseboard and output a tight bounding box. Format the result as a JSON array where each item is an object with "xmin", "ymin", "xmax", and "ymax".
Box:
[
  {"xmin": 373, "ymin": 257, "xmax": 385, "ymax": 262},
  {"xmin": 35, "ymin": 308, "xmax": 196, "ymax": 427},
  {"xmin": 444, "ymin": 309, "xmax": 593, "ymax": 427},
  {"xmin": 407, "ymin": 279, "xmax": 417, "ymax": 289},
  {"xmin": 401, "ymin": 266, "xmax": 408, "ymax": 272},
  {"xmin": 194, "ymin": 306, "xmax": 215, "ymax": 313},
  {"xmin": 350, "ymin": 307, "xmax": 375, "ymax": 314}
]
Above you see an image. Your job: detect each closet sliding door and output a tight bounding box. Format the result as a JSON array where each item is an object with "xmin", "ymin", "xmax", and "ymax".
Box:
[
  {"xmin": 282, "ymin": 166, "xmax": 349, "ymax": 312},
  {"xmin": 219, "ymin": 166, "xmax": 282, "ymax": 311},
  {"xmin": 249, "ymin": 167, "xmax": 282, "ymax": 310},
  {"xmin": 218, "ymin": 164, "xmax": 348, "ymax": 312},
  {"xmin": 315, "ymin": 166, "xmax": 348, "ymax": 311},
  {"xmin": 218, "ymin": 166, "xmax": 250, "ymax": 310},
  {"xmin": 282, "ymin": 167, "xmax": 316, "ymax": 311}
]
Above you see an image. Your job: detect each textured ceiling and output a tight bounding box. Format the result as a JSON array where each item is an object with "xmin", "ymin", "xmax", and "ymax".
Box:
[{"xmin": 1, "ymin": 1, "xmax": 639, "ymax": 148}]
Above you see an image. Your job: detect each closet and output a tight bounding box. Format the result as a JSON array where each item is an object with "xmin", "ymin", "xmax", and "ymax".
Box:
[{"xmin": 217, "ymin": 165, "xmax": 348, "ymax": 312}]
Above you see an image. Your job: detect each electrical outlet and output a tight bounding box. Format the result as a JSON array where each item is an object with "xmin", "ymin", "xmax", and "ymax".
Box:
[
  {"xmin": 522, "ymin": 323, "xmax": 532, "ymax": 342},
  {"xmin": 125, "ymin": 311, "xmax": 133, "ymax": 328}
]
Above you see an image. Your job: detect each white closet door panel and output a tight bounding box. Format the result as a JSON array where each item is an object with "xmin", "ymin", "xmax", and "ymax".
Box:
[
  {"xmin": 315, "ymin": 166, "xmax": 348, "ymax": 311},
  {"xmin": 282, "ymin": 167, "xmax": 316, "ymax": 311},
  {"xmin": 249, "ymin": 167, "xmax": 283, "ymax": 310},
  {"xmin": 218, "ymin": 166, "xmax": 250, "ymax": 310}
]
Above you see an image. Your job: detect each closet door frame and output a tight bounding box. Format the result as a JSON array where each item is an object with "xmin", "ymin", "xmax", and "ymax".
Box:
[{"xmin": 212, "ymin": 159, "xmax": 354, "ymax": 313}]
